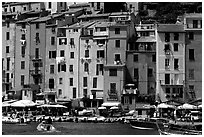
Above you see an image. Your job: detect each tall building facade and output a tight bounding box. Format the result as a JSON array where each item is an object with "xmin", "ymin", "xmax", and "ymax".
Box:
[
  {"xmin": 2, "ymin": 20, "xmax": 16, "ymax": 97},
  {"xmin": 183, "ymin": 13, "xmax": 202, "ymax": 101},
  {"xmin": 156, "ymin": 24, "xmax": 186, "ymax": 102}
]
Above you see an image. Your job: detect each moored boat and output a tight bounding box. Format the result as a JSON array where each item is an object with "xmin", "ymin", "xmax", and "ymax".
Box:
[{"xmin": 129, "ymin": 117, "xmax": 169, "ymax": 130}]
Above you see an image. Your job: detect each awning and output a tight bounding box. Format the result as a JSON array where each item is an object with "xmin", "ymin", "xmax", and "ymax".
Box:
[{"xmin": 102, "ymin": 102, "xmax": 121, "ymax": 107}]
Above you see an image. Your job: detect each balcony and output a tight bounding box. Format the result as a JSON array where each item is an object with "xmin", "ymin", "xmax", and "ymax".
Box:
[
  {"xmin": 93, "ymin": 31, "xmax": 109, "ymax": 37},
  {"xmin": 30, "ymin": 69, "xmax": 42, "ymax": 77},
  {"xmin": 135, "ymin": 24, "xmax": 155, "ymax": 31},
  {"xmin": 20, "ymin": 28, "xmax": 27, "ymax": 33},
  {"xmin": 122, "ymin": 89, "xmax": 137, "ymax": 95},
  {"xmin": 20, "ymin": 39, "xmax": 26, "ymax": 46},
  {"xmin": 108, "ymin": 90, "xmax": 117, "ymax": 96},
  {"xmin": 165, "ymin": 66, "xmax": 170, "ymax": 70},
  {"xmin": 96, "ymin": 58, "xmax": 104, "ymax": 63},
  {"xmin": 128, "ymin": 43, "xmax": 156, "ymax": 52},
  {"xmin": 186, "ymin": 24, "xmax": 202, "ymax": 30},
  {"xmin": 30, "ymin": 55, "xmax": 42, "ymax": 62}
]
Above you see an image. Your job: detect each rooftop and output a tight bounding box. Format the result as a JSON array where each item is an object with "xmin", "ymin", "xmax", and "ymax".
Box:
[
  {"xmin": 68, "ymin": 21, "xmax": 96, "ymax": 29},
  {"xmin": 31, "ymin": 13, "xmax": 64, "ymax": 23},
  {"xmin": 69, "ymin": 2, "xmax": 90, "ymax": 8},
  {"xmin": 184, "ymin": 13, "xmax": 202, "ymax": 18},
  {"xmin": 157, "ymin": 24, "xmax": 185, "ymax": 32},
  {"xmin": 2, "ymin": 2, "xmax": 40, "ymax": 7},
  {"xmin": 62, "ymin": 8, "xmax": 84, "ymax": 15},
  {"xmin": 16, "ymin": 17, "xmax": 39, "ymax": 23},
  {"xmin": 78, "ymin": 13, "xmax": 110, "ymax": 19}
]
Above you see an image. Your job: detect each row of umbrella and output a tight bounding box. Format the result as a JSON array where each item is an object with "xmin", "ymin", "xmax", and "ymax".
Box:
[
  {"xmin": 98, "ymin": 103, "xmax": 202, "ymax": 110},
  {"xmin": 2, "ymin": 100, "xmax": 67, "ymax": 108}
]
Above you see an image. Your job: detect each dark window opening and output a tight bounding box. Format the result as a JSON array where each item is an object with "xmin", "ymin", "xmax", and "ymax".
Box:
[
  {"xmin": 93, "ymin": 77, "xmax": 97, "ymax": 88},
  {"xmin": 85, "ymin": 50, "xmax": 89, "ymax": 58},
  {"xmin": 174, "ymin": 59, "xmax": 179, "ymax": 70},
  {"xmin": 97, "ymin": 50, "xmax": 104, "ymax": 58},
  {"xmin": 165, "ymin": 74, "xmax": 170, "ymax": 84},
  {"xmin": 49, "ymin": 79, "xmax": 54, "ymax": 89},
  {"xmin": 115, "ymin": 40, "xmax": 120, "ymax": 48},
  {"xmin": 70, "ymin": 78, "xmax": 73, "ymax": 86},
  {"xmin": 83, "ymin": 77, "xmax": 87, "ymax": 87},
  {"xmin": 109, "ymin": 69, "xmax": 117, "ymax": 76},
  {"xmin": 174, "ymin": 43, "xmax": 178, "ymax": 51},
  {"xmin": 165, "ymin": 33, "xmax": 170, "ymax": 42},
  {"xmin": 133, "ymin": 54, "xmax": 138, "ymax": 62},
  {"xmin": 189, "ymin": 49, "xmax": 195, "ymax": 61},
  {"xmin": 115, "ymin": 28, "xmax": 120, "ymax": 34}
]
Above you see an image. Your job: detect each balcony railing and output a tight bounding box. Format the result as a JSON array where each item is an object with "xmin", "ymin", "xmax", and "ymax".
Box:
[
  {"xmin": 135, "ymin": 24, "xmax": 155, "ymax": 31},
  {"xmin": 93, "ymin": 31, "xmax": 109, "ymax": 37},
  {"xmin": 30, "ymin": 69, "xmax": 42, "ymax": 76},
  {"xmin": 108, "ymin": 90, "xmax": 117, "ymax": 96},
  {"xmin": 128, "ymin": 44, "xmax": 156, "ymax": 52},
  {"xmin": 30, "ymin": 55, "xmax": 42, "ymax": 62}
]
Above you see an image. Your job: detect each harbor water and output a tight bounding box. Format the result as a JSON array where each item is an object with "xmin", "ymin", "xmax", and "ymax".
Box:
[{"xmin": 2, "ymin": 122, "xmax": 159, "ymax": 135}]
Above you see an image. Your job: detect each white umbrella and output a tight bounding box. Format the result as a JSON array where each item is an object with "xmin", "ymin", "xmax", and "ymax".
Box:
[
  {"xmin": 98, "ymin": 106, "xmax": 106, "ymax": 110},
  {"xmin": 110, "ymin": 106, "xmax": 119, "ymax": 110},
  {"xmin": 10, "ymin": 100, "xmax": 36, "ymax": 107},
  {"xmin": 178, "ymin": 103, "xmax": 197, "ymax": 109},
  {"xmin": 157, "ymin": 103, "xmax": 175, "ymax": 109},
  {"xmin": 198, "ymin": 104, "xmax": 202, "ymax": 108},
  {"xmin": 37, "ymin": 104, "xmax": 67, "ymax": 108},
  {"xmin": 2, "ymin": 100, "xmax": 17, "ymax": 107}
]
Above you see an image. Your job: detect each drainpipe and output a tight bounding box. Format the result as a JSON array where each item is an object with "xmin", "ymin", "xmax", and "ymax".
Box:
[{"xmin": 78, "ymin": 30, "xmax": 81, "ymax": 98}]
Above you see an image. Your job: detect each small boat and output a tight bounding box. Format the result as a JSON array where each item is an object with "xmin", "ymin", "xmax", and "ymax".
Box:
[
  {"xmin": 129, "ymin": 117, "xmax": 169, "ymax": 130},
  {"xmin": 37, "ymin": 121, "xmax": 56, "ymax": 132}
]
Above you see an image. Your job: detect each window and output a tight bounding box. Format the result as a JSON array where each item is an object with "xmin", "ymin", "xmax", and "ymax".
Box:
[
  {"xmin": 165, "ymin": 59, "xmax": 170, "ymax": 69},
  {"xmin": 110, "ymin": 83, "xmax": 116, "ymax": 92},
  {"xmin": 48, "ymin": 2, "xmax": 52, "ymax": 9},
  {"xmin": 193, "ymin": 20, "xmax": 198, "ymax": 28},
  {"xmin": 50, "ymin": 65, "xmax": 54, "ymax": 74},
  {"xmin": 115, "ymin": 28, "xmax": 120, "ymax": 34},
  {"xmin": 93, "ymin": 77, "xmax": 97, "ymax": 88},
  {"xmin": 96, "ymin": 64, "xmax": 103, "ymax": 75},
  {"xmin": 133, "ymin": 54, "xmax": 138, "ymax": 62},
  {"xmin": 58, "ymin": 89, "xmax": 62, "ymax": 96},
  {"xmin": 59, "ymin": 38, "xmax": 67, "ymax": 45},
  {"xmin": 174, "ymin": 43, "xmax": 178, "ymax": 51},
  {"xmin": 21, "ymin": 61, "xmax": 25, "ymax": 69},
  {"xmin": 6, "ymin": 22, "xmax": 9, "ymax": 28},
  {"xmin": 134, "ymin": 68, "xmax": 138, "ymax": 79},
  {"xmin": 165, "ymin": 74, "xmax": 170, "ymax": 84},
  {"xmin": 97, "ymin": 50, "xmax": 104, "ymax": 58},
  {"xmin": 36, "ymin": 23, "xmax": 39, "ymax": 29},
  {"xmin": 35, "ymin": 48, "xmax": 39, "ymax": 58},
  {"xmin": 148, "ymin": 68, "xmax": 153, "ymax": 77},
  {"xmin": 6, "ymin": 58, "xmax": 10, "ymax": 71},
  {"xmin": 115, "ymin": 40, "xmax": 120, "ymax": 48},
  {"xmin": 85, "ymin": 50, "xmax": 89, "ymax": 58},
  {"xmin": 21, "ymin": 75, "xmax": 25, "ymax": 86},
  {"xmin": 6, "ymin": 73, "xmax": 9, "ymax": 83},
  {"xmin": 164, "ymin": 44, "xmax": 170, "ymax": 51},
  {"xmin": 60, "ymin": 2, "xmax": 63, "ymax": 7},
  {"xmin": 22, "ymin": 23, "xmax": 26, "ymax": 28},
  {"xmin": 73, "ymin": 87, "xmax": 76, "ymax": 98},
  {"xmin": 83, "ymin": 77, "xmax": 87, "ymax": 87},
  {"xmin": 21, "ymin": 46, "xmax": 25, "ymax": 57},
  {"xmin": 6, "ymin": 32, "xmax": 9, "ymax": 40},
  {"xmin": 70, "ymin": 78, "xmax": 73, "ymax": 86},
  {"xmin": 189, "ymin": 49, "xmax": 195, "ymax": 61},
  {"xmin": 165, "ymin": 33, "xmax": 170, "ymax": 42},
  {"xmin": 49, "ymin": 51, "xmax": 56, "ymax": 59},
  {"xmin": 60, "ymin": 50, "xmax": 65, "ymax": 57},
  {"xmin": 97, "ymin": 2, "xmax": 100, "ymax": 10},
  {"xmin": 109, "ymin": 69, "xmax": 117, "ymax": 76},
  {"xmin": 69, "ymin": 65, "xmax": 73, "ymax": 72},
  {"xmin": 152, "ymin": 54, "xmax": 156, "ymax": 62},
  {"xmin": 13, "ymin": 7, "xmax": 15, "ymax": 12},
  {"xmin": 115, "ymin": 54, "xmax": 121, "ymax": 61},
  {"xmin": 35, "ymin": 33, "xmax": 40, "ymax": 43},
  {"xmin": 61, "ymin": 64, "xmax": 66, "ymax": 72},
  {"xmin": 174, "ymin": 33, "xmax": 179, "ymax": 40},
  {"xmin": 84, "ymin": 63, "xmax": 89, "ymax": 72},
  {"xmin": 70, "ymin": 52, "xmax": 74, "ymax": 58},
  {"xmin": 59, "ymin": 78, "xmax": 63, "ymax": 84},
  {"xmin": 83, "ymin": 89, "xmax": 87, "ymax": 97},
  {"xmin": 51, "ymin": 37, "xmax": 55, "ymax": 45},
  {"xmin": 166, "ymin": 88, "xmax": 170, "ymax": 94},
  {"xmin": 174, "ymin": 59, "xmax": 179, "ymax": 70},
  {"xmin": 97, "ymin": 39, "xmax": 105, "ymax": 45},
  {"xmin": 49, "ymin": 78, "xmax": 54, "ymax": 89},
  {"xmin": 21, "ymin": 34, "xmax": 26, "ymax": 40},
  {"xmin": 189, "ymin": 69, "xmax": 194, "ymax": 80},
  {"xmin": 189, "ymin": 32, "xmax": 194, "ymax": 40},
  {"xmin": 6, "ymin": 46, "xmax": 9, "ymax": 53},
  {"xmin": 4, "ymin": 8, "xmax": 7, "ymax": 12},
  {"xmin": 189, "ymin": 85, "xmax": 194, "ymax": 91},
  {"xmin": 70, "ymin": 38, "xmax": 74, "ymax": 45},
  {"xmin": 23, "ymin": 7, "xmax": 26, "ymax": 11}
]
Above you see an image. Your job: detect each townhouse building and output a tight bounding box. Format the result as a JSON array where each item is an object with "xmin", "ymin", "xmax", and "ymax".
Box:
[
  {"xmin": 44, "ymin": 2, "xmax": 67, "ymax": 14},
  {"xmin": 2, "ymin": 19, "xmax": 16, "ymax": 98},
  {"xmin": 156, "ymin": 24, "xmax": 186, "ymax": 102},
  {"xmin": 14, "ymin": 17, "xmax": 39, "ymax": 100},
  {"xmin": 2, "ymin": 2, "xmax": 45, "ymax": 13},
  {"xmin": 126, "ymin": 23, "xmax": 156, "ymax": 110},
  {"xmin": 183, "ymin": 13, "xmax": 202, "ymax": 101}
]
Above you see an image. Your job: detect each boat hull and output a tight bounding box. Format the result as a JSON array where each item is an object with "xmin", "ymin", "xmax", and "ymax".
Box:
[{"xmin": 129, "ymin": 120, "xmax": 158, "ymax": 130}]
